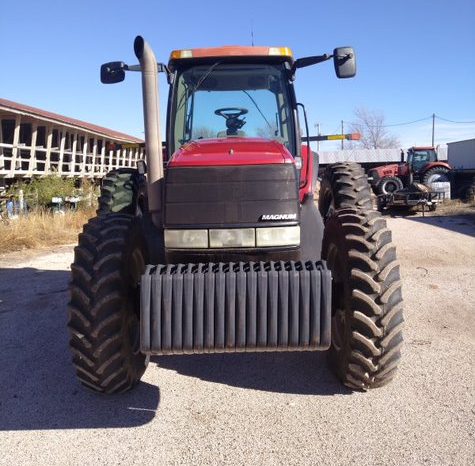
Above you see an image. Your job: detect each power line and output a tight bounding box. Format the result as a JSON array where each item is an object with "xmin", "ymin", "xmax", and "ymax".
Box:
[
  {"xmin": 343, "ymin": 114, "xmax": 475, "ymax": 128},
  {"xmin": 381, "ymin": 116, "xmax": 433, "ymax": 127},
  {"xmin": 344, "ymin": 116, "xmax": 432, "ymax": 128},
  {"xmin": 435, "ymin": 115, "xmax": 475, "ymax": 124}
]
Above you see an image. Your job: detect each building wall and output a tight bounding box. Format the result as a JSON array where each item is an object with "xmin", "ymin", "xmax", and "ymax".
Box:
[
  {"xmin": 0, "ymin": 109, "xmax": 144, "ymax": 179},
  {"xmin": 447, "ymin": 139, "xmax": 475, "ymax": 170},
  {"xmin": 317, "ymin": 146, "xmax": 448, "ymax": 165}
]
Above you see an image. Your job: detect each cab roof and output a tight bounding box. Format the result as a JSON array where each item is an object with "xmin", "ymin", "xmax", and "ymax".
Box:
[{"xmin": 168, "ymin": 46, "xmax": 294, "ymax": 69}]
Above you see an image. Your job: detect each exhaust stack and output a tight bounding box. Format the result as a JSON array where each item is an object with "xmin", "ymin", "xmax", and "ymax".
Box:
[{"xmin": 134, "ymin": 36, "xmax": 163, "ymax": 227}]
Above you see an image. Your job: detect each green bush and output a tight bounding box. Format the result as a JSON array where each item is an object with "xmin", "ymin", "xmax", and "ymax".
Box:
[
  {"xmin": 15, "ymin": 176, "xmax": 76, "ymax": 207},
  {"xmin": 7, "ymin": 176, "xmax": 101, "ymax": 210}
]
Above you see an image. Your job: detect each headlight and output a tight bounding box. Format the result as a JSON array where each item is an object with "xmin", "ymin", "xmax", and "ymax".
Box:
[
  {"xmin": 164, "ymin": 229, "xmax": 208, "ymax": 248},
  {"xmin": 256, "ymin": 226, "xmax": 300, "ymax": 247},
  {"xmin": 209, "ymin": 228, "xmax": 255, "ymax": 248},
  {"xmin": 165, "ymin": 226, "xmax": 300, "ymax": 249}
]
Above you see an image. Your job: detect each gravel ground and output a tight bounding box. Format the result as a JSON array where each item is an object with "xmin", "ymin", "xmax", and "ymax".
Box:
[{"xmin": 0, "ymin": 214, "xmax": 474, "ymax": 465}]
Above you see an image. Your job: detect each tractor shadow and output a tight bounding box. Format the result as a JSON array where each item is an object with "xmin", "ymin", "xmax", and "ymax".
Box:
[
  {"xmin": 0, "ymin": 264, "xmax": 349, "ymax": 431},
  {"xmin": 154, "ymin": 351, "xmax": 349, "ymax": 396},
  {"xmin": 404, "ymin": 213, "xmax": 475, "ymax": 237},
  {"xmin": 0, "ymin": 266, "xmax": 159, "ymax": 431}
]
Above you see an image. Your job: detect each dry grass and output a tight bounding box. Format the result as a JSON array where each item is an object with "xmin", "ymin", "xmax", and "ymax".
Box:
[
  {"xmin": 0, "ymin": 209, "xmax": 95, "ymax": 253},
  {"xmin": 431, "ymin": 199, "xmax": 475, "ymax": 217}
]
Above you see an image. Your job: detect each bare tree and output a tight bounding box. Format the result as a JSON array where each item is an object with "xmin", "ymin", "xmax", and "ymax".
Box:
[
  {"xmin": 349, "ymin": 107, "xmax": 400, "ymax": 149},
  {"xmin": 256, "ymin": 123, "xmax": 278, "ymax": 139},
  {"xmin": 193, "ymin": 126, "xmax": 215, "ymax": 139}
]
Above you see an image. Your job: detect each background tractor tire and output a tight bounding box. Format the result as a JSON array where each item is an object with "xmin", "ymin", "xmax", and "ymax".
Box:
[
  {"xmin": 422, "ymin": 167, "xmax": 450, "ymax": 185},
  {"xmin": 68, "ymin": 214, "xmax": 148, "ymax": 393},
  {"xmin": 461, "ymin": 178, "xmax": 475, "ymax": 203},
  {"xmin": 318, "ymin": 162, "xmax": 373, "ymax": 220},
  {"xmin": 322, "ymin": 208, "xmax": 404, "ymax": 390},
  {"xmin": 376, "ymin": 176, "xmax": 404, "ymax": 195},
  {"xmin": 97, "ymin": 168, "xmax": 145, "ymax": 216}
]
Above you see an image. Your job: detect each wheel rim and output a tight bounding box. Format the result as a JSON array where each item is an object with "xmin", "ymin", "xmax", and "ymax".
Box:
[
  {"xmin": 325, "ymin": 242, "xmax": 347, "ymax": 353},
  {"xmin": 385, "ymin": 181, "xmax": 399, "ymax": 193},
  {"xmin": 127, "ymin": 247, "xmax": 145, "ymax": 356},
  {"xmin": 427, "ymin": 173, "xmax": 449, "ymax": 184},
  {"xmin": 323, "ymin": 190, "xmax": 336, "ymax": 221}
]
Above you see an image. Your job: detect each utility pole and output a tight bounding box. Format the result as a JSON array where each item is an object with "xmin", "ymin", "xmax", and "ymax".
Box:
[
  {"xmin": 341, "ymin": 120, "xmax": 344, "ymax": 150},
  {"xmin": 315, "ymin": 123, "xmax": 320, "ymax": 151},
  {"xmin": 431, "ymin": 113, "xmax": 435, "ymax": 147}
]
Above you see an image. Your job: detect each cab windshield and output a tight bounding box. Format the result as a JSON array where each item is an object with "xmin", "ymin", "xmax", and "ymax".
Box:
[
  {"xmin": 408, "ymin": 149, "xmax": 437, "ymax": 171},
  {"xmin": 171, "ymin": 63, "xmax": 295, "ymax": 154}
]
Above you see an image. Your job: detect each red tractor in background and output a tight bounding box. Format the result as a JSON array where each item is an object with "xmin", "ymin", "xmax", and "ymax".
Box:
[{"xmin": 368, "ymin": 146, "xmax": 451, "ymax": 194}]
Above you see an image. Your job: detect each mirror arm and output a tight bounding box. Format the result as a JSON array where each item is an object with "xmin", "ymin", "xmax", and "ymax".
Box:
[
  {"xmin": 290, "ymin": 53, "xmax": 333, "ymax": 79},
  {"xmin": 101, "ymin": 60, "xmax": 172, "ymax": 86},
  {"xmin": 125, "ymin": 63, "xmax": 169, "ymax": 74}
]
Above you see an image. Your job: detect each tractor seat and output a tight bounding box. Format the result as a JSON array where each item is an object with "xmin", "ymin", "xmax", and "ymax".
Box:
[{"xmin": 217, "ymin": 130, "xmax": 246, "ymax": 138}]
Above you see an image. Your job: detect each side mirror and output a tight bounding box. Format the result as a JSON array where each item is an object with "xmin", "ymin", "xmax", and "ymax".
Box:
[
  {"xmin": 333, "ymin": 47, "xmax": 356, "ymax": 79},
  {"xmin": 100, "ymin": 61, "xmax": 127, "ymax": 84}
]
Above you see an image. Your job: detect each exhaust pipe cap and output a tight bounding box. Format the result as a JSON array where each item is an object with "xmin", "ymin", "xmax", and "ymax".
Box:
[{"xmin": 134, "ymin": 36, "xmax": 145, "ymax": 60}]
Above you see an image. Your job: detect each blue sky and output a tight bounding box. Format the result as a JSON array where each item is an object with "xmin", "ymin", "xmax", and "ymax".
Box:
[{"xmin": 1, "ymin": 0, "xmax": 474, "ymax": 151}]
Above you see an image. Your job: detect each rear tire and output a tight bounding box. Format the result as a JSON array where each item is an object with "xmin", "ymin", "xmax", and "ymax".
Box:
[
  {"xmin": 376, "ymin": 176, "xmax": 404, "ymax": 195},
  {"xmin": 97, "ymin": 168, "xmax": 145, "ymax": 216},
  {"xmin": 318, "ymin": 162, "xmax": 373, "ymax": 220},
  {"xmin": 322, "ymin": 208, "xmax": 404, "ymax": 390},
  {"xmin": 68, "ymin": 214, "xmax": 148, "ymax": 393},
  {"xmin": 422, "ymin": 167, "xmax": 450, "ymax": 185}
]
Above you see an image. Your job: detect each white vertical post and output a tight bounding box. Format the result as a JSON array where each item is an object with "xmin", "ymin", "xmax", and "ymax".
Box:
[
  {"xmin": 58, "ymin": 130, "xmax": 66, "ymax": 175},
  {"xmin": 109, "ymin": 146, "xmax": 114, "ymax": 172},
  {"xmin": 0, "ymin": 116, "xmax": 5, "ymax": 169},
  {"xmin": 133, "ymin": 147, "xmax": 138, "ymax": 167},
  {"xmin": 28, "ymin": 123, "xmax": 38, "ymax": 174},
  {"xmin": 44, "ymin": 125, "xmax": 53, "ymax": 174},
  {"xmin": 81, "ymin": 135, "xmax": 88, "ymax": 176},
  {"xmin": 100, "ymin": 139, "xmax": 106, "ymax": 175},
  {"xmin": 71, "ymin": 133, "xmax": 78, "ymax": 175},
  {"xmin": 91, "ymin": 137, "xmax": 97, "ymax": 175},
  {"xmin": 9, "ymin": 114, "xmax": 21, "ymax": 176}
]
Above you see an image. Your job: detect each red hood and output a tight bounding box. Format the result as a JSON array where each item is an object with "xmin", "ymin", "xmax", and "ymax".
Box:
[{"xmin": 168, "ymin": 138, "xmax": 295, "ymax": 167}]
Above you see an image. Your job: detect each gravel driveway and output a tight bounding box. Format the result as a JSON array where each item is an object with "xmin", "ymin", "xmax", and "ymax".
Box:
[{"xmin": 0, "ymin": 214, "xmax": 474, "ymax": 465}]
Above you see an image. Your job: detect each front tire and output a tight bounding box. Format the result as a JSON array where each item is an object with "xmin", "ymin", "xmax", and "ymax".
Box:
[
  {"xmin": 322, "ymin": 208, "xmax": 404, "ymax": 390},
  {"xmin": 376, "ymin": 176, "xmax": 404, "ymax": 195},
  {"xmin": 68, "ymin": 214, "xmax": 148, "ymax": 393}
]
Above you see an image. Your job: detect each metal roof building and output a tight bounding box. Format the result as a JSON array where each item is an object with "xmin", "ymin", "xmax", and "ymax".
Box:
[{"xmin": 0, "ymin": 98, "xmax": 144, "ymax": 180}]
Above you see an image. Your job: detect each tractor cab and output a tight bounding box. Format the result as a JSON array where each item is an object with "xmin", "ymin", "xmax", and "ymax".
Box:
[
  {"xmin": 167, "ymin": 47, "xmax": 297, "ymax": 157},
  {"xmin": 407, "ymin": 147, "xmax": 438, "ymax": 174}
]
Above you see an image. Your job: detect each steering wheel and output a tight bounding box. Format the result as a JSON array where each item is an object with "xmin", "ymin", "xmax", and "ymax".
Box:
[{"xmin": 214, "ymin": 107, "xmax": 248, "ymax": 120}]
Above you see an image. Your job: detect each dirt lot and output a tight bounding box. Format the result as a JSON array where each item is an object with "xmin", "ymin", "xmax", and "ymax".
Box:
[{"xmin": 0, "ymin": 213, "xmax": 474, "ymax": 465}]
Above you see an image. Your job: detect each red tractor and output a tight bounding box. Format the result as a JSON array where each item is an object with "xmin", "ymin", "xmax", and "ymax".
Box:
[
  {"xmin": 67, "ymin": 37, "xmax": 403, "ymax": 394},
  {"xmin": 369, "ymin": 146, "xmax": 451, "ymax": 194}
]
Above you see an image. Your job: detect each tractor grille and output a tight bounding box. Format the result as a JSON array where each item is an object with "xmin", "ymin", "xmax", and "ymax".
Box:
[{"xmin": 164, "ymin": 165, "xmax": 299, "ymax": 228}]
